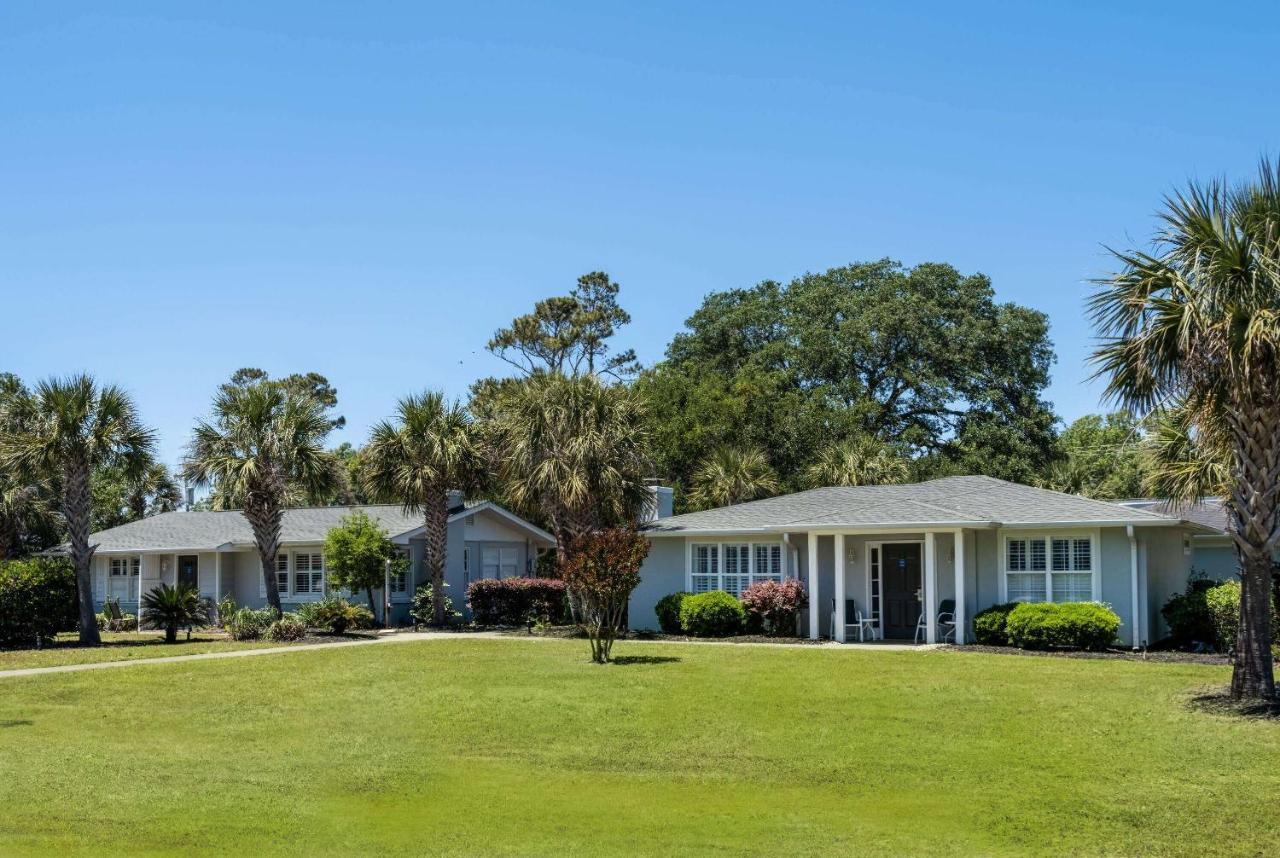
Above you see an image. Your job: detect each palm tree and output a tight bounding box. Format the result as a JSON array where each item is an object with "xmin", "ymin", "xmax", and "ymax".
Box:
[
  {"xmin": 1090, "ymin": 160, "xmax": 1280, "ymax": 699},
  {"xmin": 805, "ymin": 437, "xmax": 910, "ymax": 488},
  {"xmin": 0, "ymin": 376, "xmax": 155, "ymax": 644},
  {"xmin": 688, "ymin": 446, "xmax": 778, "ymax": 510},
  {"xmin": 126, "ymin": 460, "xmax": 182, "ymax": 520},
  {"xmin": 483, "ymin": 373, "xmax": 653, "ymax": 563},
  {"xmin": 362, "ymin": 391, "xmax": 485, "ymax": 626},
  {"xmin": 183, "ymin": 382, "xmax": 338, "ymax": 614},
  {"xmin": 141, "ymin": 582, "xmax": 210, "ymax": 643}
]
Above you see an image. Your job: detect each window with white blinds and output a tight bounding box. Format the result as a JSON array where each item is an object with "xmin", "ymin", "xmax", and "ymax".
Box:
[
  {"xmin": 275, "ymin": 554, "xmax": 290, "ymax": 595},
  {"xmin": 109, "ymin": 557, "xmax": 140, "ymax": 577},
  {"xmin": 294, "ymin": 553, "xmax": 324, "ymax": 595},
  {"xmin": 689, "ymin": 542, "xmax": 789, "ymax": 594},
  {"xmin": 389, "ymin": 550, "xmax": 409, "ymax": 596},
  {"xmin": 1004, "ymin": 534, "xmax": 1095, "ymax": 603}
]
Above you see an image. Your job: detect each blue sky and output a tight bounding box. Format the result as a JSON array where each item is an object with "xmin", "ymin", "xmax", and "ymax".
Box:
[{"xmin": 2, "ymin": 2, "xmax": 1277, "ymax": 469}]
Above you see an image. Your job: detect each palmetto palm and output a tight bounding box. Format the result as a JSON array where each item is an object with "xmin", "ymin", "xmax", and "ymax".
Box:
[
  {"xmin": 1090, "ymin": 160, "xmax": 1280, "ymax": 699},
  {"xmin": 141, "ymin": 582, "xmax": 210, "ymax": 644},
  {"xmin": 126, "ymin": 460, "xmax": 182, "ymax": 520},
  {"xmin": 361, "ymin": 391, "xmax": 485, "ymax": 625},
  {"xmin": 0, "ymin": 376, "xmax": 156, "ymax": 644},
  {"xmin": 183, "ymin": 383, "xmax": 338, "ymax": 614},
  {"xmin": 689, "ymin": 446, "xmax": 778, "ymax": 510},
  {"xmin": 484, "ymin": 373, "xmax": 653, "ymax": 559},
  {"xmin": 805, "ymin": 437, "xmax": 910, "ymax": 488}
]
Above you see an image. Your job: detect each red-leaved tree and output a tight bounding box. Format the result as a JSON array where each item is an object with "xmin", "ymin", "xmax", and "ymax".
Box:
[
  {"xmin": 740, "ymin": 579, "xmax": 808, "ymax": 636},
  {"xmin": 560, "ymin": 528, "xmax": 650, "ymax": 663}
]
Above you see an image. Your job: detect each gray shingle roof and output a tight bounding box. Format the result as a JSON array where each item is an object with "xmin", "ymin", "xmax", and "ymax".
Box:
[
  {"xmin": 643, "ymin": 476, "xmax": 1199, "ymax": 535},
  {"xmin": 1117, "ymin": 498, "xmax": 1228, "ymax": 535},
  {"xmin": 88, "ymin": 505, "xmax": 427, "ymax": 553}
]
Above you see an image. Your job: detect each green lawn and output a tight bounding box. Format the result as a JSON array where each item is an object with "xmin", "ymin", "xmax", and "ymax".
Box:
[
  {"xmin": 0, "ymin": 631, "xmax": 292, "ymax": 671},
  {"xmin": 0, "ymin": 639, "xmax": 1275, "ymax": 857}
]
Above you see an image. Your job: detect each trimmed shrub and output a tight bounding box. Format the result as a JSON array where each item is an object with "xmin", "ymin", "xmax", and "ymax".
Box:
[
  {"xmin": 1004, "ymin": 602, "xmax": 1121, "ymax": 651},
  {"xmin": 295, "ymin": 597, "xmax": 374, "ymax": 635},
  {"xmin": 972, "ymin": 602, "xmax": 1019, "ymax": 646},
  {"xmin": 1203, "ymin": 579, "xmax": 1280, "ymax": 654},
  {"xmin": 679, "ymin": 591, "xmax": 746, "ymax": 637},
  {"xmin": 466, "ymin": 578, "xmax": 569, "ymax": 626},
  {"xmin": 654, "ymin": 591, "xmax": 691, "ymax": 634},
  {"xmin": 265, "ymin": 614, "xmax": 307, "ymax": 642},
  {"xmin": 225, "ymin": 607, "xmax": 276, "ymax": 641},
  {"xmin": 410, "ymin": 582, "xmax": 461, "ymax": 626},
  {"xmin": 0, "ymin": 557, "xmax": 78, "ymax": 648},
  {"xmin": 1161, "ymin": 577, "xmax": 1222, "ymax": 650},
  {"xmin": 740, "ymin": 579, "xmax": 807, "ymax": 636},
  {"xmin": 96, "ymin": 611, "xmax": 139, "ymax": 632}
]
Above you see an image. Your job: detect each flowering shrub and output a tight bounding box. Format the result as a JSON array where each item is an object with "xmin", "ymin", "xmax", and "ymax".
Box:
[
  {"xmin": 466, "ymin": 577, "xmax": 569, "ymax": 626},
  {"xmin": 679, "ymin": 591, "xmax": 746, "ymax": 637},
  {"xmin": 740, "ymin": 580, "xmax": 807, "ymax": 636}
]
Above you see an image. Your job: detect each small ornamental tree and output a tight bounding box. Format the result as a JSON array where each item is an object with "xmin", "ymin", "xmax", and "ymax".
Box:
[
  {"xmin": 740, "ymin": 579, "xmax": 807, "ymax": 636},
  {"xmin": 323, "ymin": 510, "xmax": 405, "ymax": 619},
  {"xmin": 560, "ymin": 528, "xmax": 649, "ymax": 663}
]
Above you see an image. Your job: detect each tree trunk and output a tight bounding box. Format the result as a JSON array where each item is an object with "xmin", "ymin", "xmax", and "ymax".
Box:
[
  {"xmin": 63, "ymin": 461, "xmax": 100, "ymax": 645},
  {"xmin": 165, "ymin": 624, "xmax": 177, "ymax": 644},
  {"xmin": 424, "ymin": 489, "xmax": 449, "ymax": 626},
  {"xmin": 1225, "ymin": 390, "xmax": 1280, "ymax": 699},
  {"xmin": 243, "ymin": 490, "xmax": 284, "ymax": 616}
]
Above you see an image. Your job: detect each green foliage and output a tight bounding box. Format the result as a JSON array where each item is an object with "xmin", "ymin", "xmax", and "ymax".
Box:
[
  {"xmin": 1160, "ymin": 576, "xmax": 1223, "ymax": 650},
  {"xmin": 215, "ymin": 595, "xmax": 238, "ymax": 626},
  {"xmin": 1004, "ymin": 602, "xmax": 1120, "ymax": 651},
  {"xmin": 95, "ymin": 611, "xmax": 138, "ymax": 632},
  {"xmin": 409, "ymin": 582, "xmax": 459, "ymax": 626},
  {"xmin": 224, "ymin": 607, "xmax": 276, "ymax": 641},
  {"xmin": 805, "ymin": 436, "xmax": 910, "ymax": 488},
  {"xmin": 265, "ymin": 614, "xmax": 307, "ymax": 642},
  {"xmin": 295, "ymin": 596, "xmax": 374, "ymax": 635},
  {"xmin": 1039, "ymin": 412, "xmax": 1146, "ymax": 499},
  {"xmin": 0, "ymin": 557, "xmax": 77, "ymax": 647},
  {"xmin": 637, "ymin": 260, "xmax": 1058, "ymax": 508},
  {"xmin": 678, "ymin": 591, "xmax": 746, "ymax": 638},
  {"xmin": 323, "ymin": 510, "xmax": 404, "ymax": 607},
  {"xmin": 1203, "ymin": 580, "xmax": 1280, "ymax": 654},
  {"xmin": 972, "ymin": 602, "xmax": 1019, "ymax": 646},
  {"xmin": 140, "ymin": 583, "xmax": 210, "ymax": 643},
  {"xmin": 688, "ymin": 446, "xmax": 778, "ymax": 509},
  {"xmin": 487, "ymin": 271, "xmax": 639, "ymax": 380},
  {"xmin": 561, "ymin": 528, "xmax": 650, "ymax": 662},
  {"xmin": 654, "ymin": 591, "xmax": 691, "ymax": 634}
]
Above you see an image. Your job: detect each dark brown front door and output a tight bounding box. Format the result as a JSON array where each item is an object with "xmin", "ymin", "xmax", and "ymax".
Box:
[
  {"xmin": 177, "ymin": 555, "xmax": 199, "ymax": 590},
  {"xmin": 881, "ymin": 543, "xmax": 922, "ymax": 639}
]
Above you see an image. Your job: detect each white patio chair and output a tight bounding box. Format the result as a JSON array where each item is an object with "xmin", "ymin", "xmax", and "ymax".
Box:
[
  {"xmin": 915, "ymin": 599, "xmax": 957, "ymax": 643},
  {"xmin": 832, "ymin": 598, "xmax": 880, "ymax": 642}
]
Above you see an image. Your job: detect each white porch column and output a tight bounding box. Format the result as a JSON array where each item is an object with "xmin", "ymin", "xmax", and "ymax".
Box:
[
  {"xmin": 1127, "ymin": 525, "xmax": 1141, "ymax": 650},
  {"xmin": 215, "ymin": 552, "xmax": 222, "ymax": 603},
  {"xmin": 807, "ymin": 533, "xmax": 819, "ymax": 640},
  {"xmin": 834, "ymin": 533, "xmax": 846, "ymax": 643},
  {"xmin": 924, "ymin": 532, "xmax": 938, "ymax": 644},
  {"xmin": 953, "ymin": 529, "xmax": 966, "ymax": 645}
]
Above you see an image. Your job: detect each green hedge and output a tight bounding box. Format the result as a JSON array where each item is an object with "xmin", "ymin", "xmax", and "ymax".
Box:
[
  {"xmin": 1004, "ymin": 602, "xmax": 1120, "ymax": 651},
  {"xmin": 972, "ymin": 602, "xmax": 1018, "ymax": 646},
  {"xmin": 0, "ymin": 557, "xmax": 78, "ymax": 648},
  {"xmin": 654, "ymin": 591, "xmax": 691, "ymax": 634},
  {"xmin": 1203, "ymin": 580, "xmax": 1279, "ymax": 654},
  {"xmin": 1160, "ymin": 578, "xmax": 1223, "ymax": 650},
  {"xmin": 678, "ymin": 591, "xmax": 745, "ymax": 637}
]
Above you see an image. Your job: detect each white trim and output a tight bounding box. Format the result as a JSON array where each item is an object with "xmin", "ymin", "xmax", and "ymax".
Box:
[
  {"xmin": 865, "ymin": 539, "xmax": 924, "ymax": 640},
  {"xmin": 807, "ymin": 534, "xmax": 819, "ymax": 640},
  {"xmin": 1127, "ymin": 525, "xmax": 1141, "ymax": 649},
  {"xmin": 924, "ymin": 532, "xmax": 937, "ymax": 644},
  {"xmin": 954, "ymin": 528, "xmax": 966, "ymax": 645},
  {"xmin": 834, "ymin": 534, "xmax": 846, "ymax": 643}
]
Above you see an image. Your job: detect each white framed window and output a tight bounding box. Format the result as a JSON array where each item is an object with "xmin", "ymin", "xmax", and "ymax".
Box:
[
  {"xmin": 275, "ymin": 554, "xmax": 290, "ymax": 595},
  {"xmin": 389, "ymin": 549, "xmax": 410, "ymax": 598},
  {"xmin": 294, "ymin": 553, "xmax": 324, "ymax": 595},
  {"xmin": 108, "ymin": 556, "xmax": 140, "ymax": 602},
  {"xmin": 480, "ymin": 545, "xmax": 519, "ymax": 579},
  {"xmin": 689, "ymin": 541, "xmax": 788, "ymax": 594},
  {"xmin": 1002, "ymin": 532, "xmax": 1096, "ymax": 603},
  {"xmin": 109, "ymin": 557, "xmax": 140, "ymax": 577}
]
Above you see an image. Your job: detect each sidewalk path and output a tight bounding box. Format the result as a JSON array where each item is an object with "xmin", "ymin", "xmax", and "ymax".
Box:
[{"xmin": 0, "ymin": 632, "xmax": 934, "ymax": 680}]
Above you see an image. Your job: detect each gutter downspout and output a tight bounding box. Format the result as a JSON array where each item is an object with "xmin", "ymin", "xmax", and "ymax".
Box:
[{"xmin": 1126, "ymin": 525, "xmax": 1141, "ymax": 651}]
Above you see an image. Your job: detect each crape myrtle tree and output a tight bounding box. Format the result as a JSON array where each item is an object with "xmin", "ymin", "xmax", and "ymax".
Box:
[
  {"xmin": 1090, "ymin": 160, "xmax": 1280, "ymax": 699},
  {"xmin": 361, "ymin": 392, "xmax": 485, "ymax": 626},
  {"xmin": 0, "ymin": 375, "xmax": 156, "ymax": 644},
  {"xmin": 560, "ymin": 527, "xmax": 650, "ymax": 663},
  {"xmin": 635, "ymin": 260, "xmax": 1059, "ymax": 510},
  {"xmin": 183, "ymin": 378, "xmax": 340, "ymax": 615}
]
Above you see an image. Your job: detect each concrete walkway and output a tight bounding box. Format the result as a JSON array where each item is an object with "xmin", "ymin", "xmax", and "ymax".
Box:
[{"xmin": 0, "ymin": 632, "xmax": 937, "ymax": 680}]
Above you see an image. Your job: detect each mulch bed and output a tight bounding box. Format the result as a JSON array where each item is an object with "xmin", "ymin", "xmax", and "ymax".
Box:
[{"xmin": 958, "ymin": 644, "xmax": 1231, "ymax": 665}]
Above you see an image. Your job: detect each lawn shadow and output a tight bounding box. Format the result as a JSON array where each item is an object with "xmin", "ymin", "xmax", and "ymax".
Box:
[
  {"xmin": 610, "ymin": 655, "xmax": 681, "ymax": 666},
  {"xmin": 0, "ymin": 719, "xmax": 33, "ymax": 728},
  {"xmin": 1187, "ymin": 687, "xmax": 1280, "ymax": 720}
]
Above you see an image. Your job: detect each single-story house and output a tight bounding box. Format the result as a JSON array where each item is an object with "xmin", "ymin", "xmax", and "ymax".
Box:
[
  {"xmin": 84, "ymin": 494, "xmax": 555, "ymax": 624},
  {"xmin": 633, "ymin": 476, "xmax": 1221, "ymax": 646},
  {"xmin": 1116, "ymin": 497, "xmax": 1239, "ymax": 580}
]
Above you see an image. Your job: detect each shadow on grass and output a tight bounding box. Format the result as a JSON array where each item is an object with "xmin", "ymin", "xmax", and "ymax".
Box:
[
  {"xmin": 42, "ymin": 636, "xmax": 229, "ymax": 651},
  {"xmin": 0, "ymin": 720, "xmax": 33, "ymax": 728},
  {"xmin": 609, "ymin": 655, "xmax": 681, "ymax": 666},
  {"xmin": 1188, "ymin": 688, "xmax": 1280, "ymax": 720}
]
